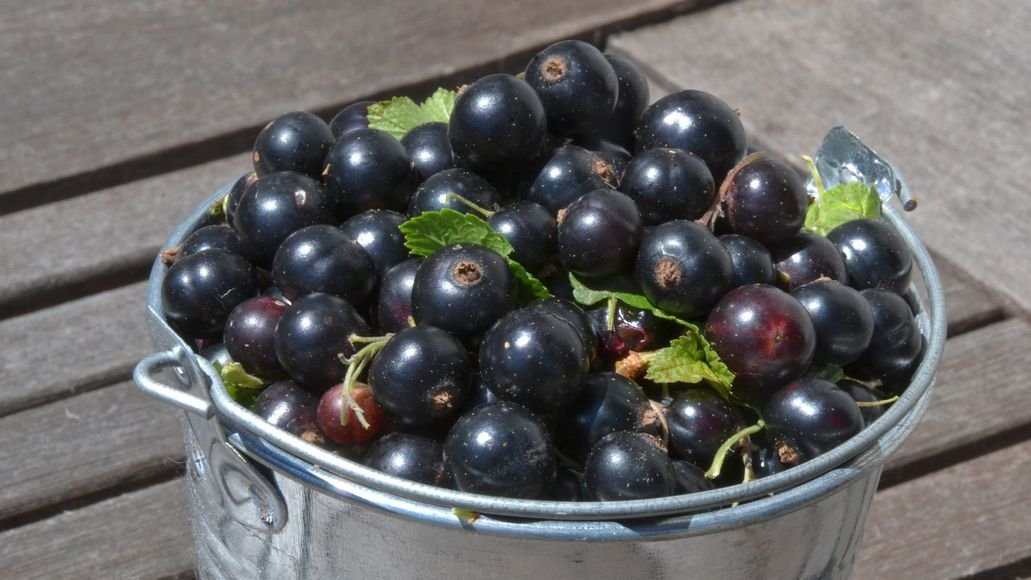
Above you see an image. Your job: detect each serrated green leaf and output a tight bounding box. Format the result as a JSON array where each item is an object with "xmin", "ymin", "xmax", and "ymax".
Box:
[
  {"xmin": 644, "ymin": 334, "xmax": 735, "ymax": 397},
  {"xmin": 399, "ymin": 209, "xmax": 514, "ymax": 257},
  {"xmin": 506, "ymin": 258, "xmax": 553, "ymax": 301},
  {"xmin": 805, "ymin": 181, "xmax": 882, "ymax": 236},
  {"xmin": 568, "ymin": 273, "xmax": 652, "ymax": 310},
  {"xmin": 367, "ymin": 88, "xmax": 458, "ymax": 140},
  {"xmin": 219, "ymin": 361, "xmax": 268, "ymax": 407}
]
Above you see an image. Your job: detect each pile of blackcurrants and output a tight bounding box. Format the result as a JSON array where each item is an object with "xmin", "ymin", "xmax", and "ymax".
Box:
[{"xmin": 160, "ymin": 40, "xmax": 924, "ymax": 503}]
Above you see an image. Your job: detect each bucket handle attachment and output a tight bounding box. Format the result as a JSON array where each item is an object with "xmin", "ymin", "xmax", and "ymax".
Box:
[{"xmin": 134, "ymin": 347, "xmax": 214, "ymax": 418}]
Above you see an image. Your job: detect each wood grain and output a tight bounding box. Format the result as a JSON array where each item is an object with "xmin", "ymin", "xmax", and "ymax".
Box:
[
  {"xmin": 0, "ymin": 479, "xmax": 194, "ymax": 579},
  {"xmin": 610, "ymin": 0, "xmax": 1031, "ymax": 314},
  {"xmin": 0, "ymin": 154, "xmax": 247, "ymax": 319},
  {"xmin": 856, "ymin": 438, "xmax": 1031, "ymax": 579},
  {"xmin": 883, "ymin": 319, "xmax": 1031, "ymax": 476},
  {"xmin": 0, "ymin": 0, "xmax": 709, "ymax": 211},
  {"xmin": 0, "ymin": 282, "xmax": 149, "ymax": 417},
  {"xmin": 0, "ymin": 382, "xmax": 185, "ymax": 523}
]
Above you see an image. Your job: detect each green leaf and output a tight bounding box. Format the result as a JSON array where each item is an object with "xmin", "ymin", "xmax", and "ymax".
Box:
[
  {"xmin": 568, "ymin": 273, "xmax": 653, "ymax": 310},
  {"xmin": 452, "ymin": 507, "xmax": 480, "ymax": 524},
  {"xmin": 803, "ymin": 156, "xmax": 882, "ymax": 236},
  {"xmin": 506, "ymin": 258, "xmax": 553, "ymax": 301},
  {"xmin": 399, "ymin": 209, "xmax": 514, "ymax": 258},
  {"xmin": 218, "ymin": 361, "xmax": 269, "ymax": 407},
  {"xmin": 367, "ymin": 88, "xmax": 459, "ymax": 140},
  {"xmin": 806, "ymin": 364, "xmax": 845, "ymax": 383},
  {"xmin": 643, "ymin": 334, "xmax": 736, "ymax": 397}
]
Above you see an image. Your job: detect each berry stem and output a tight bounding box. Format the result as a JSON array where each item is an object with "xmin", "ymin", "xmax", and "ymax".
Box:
[
  {"xmin": 605, "ymin": 296, "xmax": 618, "ymax": 331},
  {"xmin": 855, "ymin": 395, "xmax": 899, "ymax": 408},
  {"xmin": 445, "ymin": 193, "xmax": 495, "ymax": 218},
  {"xmin": 802, "ymin": 155, "xmax": 826, "ymax": 198},
  {"xmin": 705, "ymin": 419, "xmax": 765, "ymax": 480},
  {"xmin": 338, "ymin": 334, "xmax": 393, "ymax": 427}
]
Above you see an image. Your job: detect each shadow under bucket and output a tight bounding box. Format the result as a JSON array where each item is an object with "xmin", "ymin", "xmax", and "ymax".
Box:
[{"xmin": 135, "ymin": 127, "xmax": 946, "ymax": 579}]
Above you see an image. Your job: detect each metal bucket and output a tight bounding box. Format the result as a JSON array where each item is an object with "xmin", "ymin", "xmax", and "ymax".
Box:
[{"xmin": 134, "ymin": 128, "xmax": 946, "ymax": 579}]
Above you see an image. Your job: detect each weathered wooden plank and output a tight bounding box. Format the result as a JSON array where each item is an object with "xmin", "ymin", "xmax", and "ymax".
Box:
[
  {"xmin": 925, "ymin": 250, "xmax": 1006, "ymax": 337},
  {"xmin": 0, "ymin": 282, "xmax": 150, "ymax": 417},
  {"xmin": 856, "ymin": 438, "xmax": 1031, "ymax": 578},
  {"xmin": 0, "ymin": 382, "xmax": 184, "ymax": 523},
  {"xmin": 611, "ymin": 0, "xmax": 1031, "ymax": 314},
  {"xmin": 0, "ymin": 0, "xmax": 711, "ymax": 211},
  {"xmin": 0, "ymin": 154, "xmax": 248, "ymax": 319},
  {"xmin": 883, "ymin": 319, "xmax": 1031, "ymax": 477},
  {"xmin": 0, "ymin": 479, "xmax": 194, "ymax": 579}
]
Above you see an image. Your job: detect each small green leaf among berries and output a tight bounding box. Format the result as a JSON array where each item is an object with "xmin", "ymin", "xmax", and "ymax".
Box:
[
  {"xmin": 367, "ymin": 88, "xmax": 459, "ymax": 140},
  {"xmin": 643, "ymin": 334, "xmax": 736, "ymax": 397},
  {"xmin": 803, "ymin": 155, "xmax": 882, "ymax": 236},
  {"xmin": 215, "ymin": 360, "xmax": 268, "ymax": 407}
]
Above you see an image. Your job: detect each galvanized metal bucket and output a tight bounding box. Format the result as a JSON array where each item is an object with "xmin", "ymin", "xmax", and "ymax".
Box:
[{"xmin": 135, "ymin": 128, "xmax": 946, "ymax": 579}]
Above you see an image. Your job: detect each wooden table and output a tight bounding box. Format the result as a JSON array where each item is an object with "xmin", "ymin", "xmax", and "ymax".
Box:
[{"xmin": 1, "ymin": 1, "xmax": 1028, "ymax": 577}]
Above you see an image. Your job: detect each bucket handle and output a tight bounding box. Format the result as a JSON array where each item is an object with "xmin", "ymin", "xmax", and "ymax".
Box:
[{"xmin": 134, "ymin": 347, "xmax": 214, "ymax": 418}]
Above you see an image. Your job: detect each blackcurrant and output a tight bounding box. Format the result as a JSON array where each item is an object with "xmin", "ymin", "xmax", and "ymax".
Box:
[
  {"xmin": 368, "ymin": 325, "xmax": 471, "ymax": 430},
  {"xmin": 478, "ymin": 307, "xmax": 590, "ymax": 414},
  {"xmin": 704, "ymin": 284, "xmax": 816, "ymax": 404},
  {"xmin": 827, "ymin": 218, "xmax": 914, "ymax": 294},
  {"xmin": 411, "ymin": 244, "xmax": 514, "ymax": 342},
  {"xmin": 769, "ymin": 232, "xmax": 847, "ymax": 291},
  {"xmin": 838, "ymin": 379, "xmax": 890, "ymax": 425},
  {"xmin": 252, "ymin": 111, "xmax": 335, "ymax": 179},
  {"xmin": 401, "ymin": 122, "xmax": 456, "ymax": 180},
  {"xmin": 375, "ymin": 258, "xmax": 421, "ymax": 333},
  {"xmin": 317, "ymin": 382, "xmax": 384, "ymax": 446},
  {"xmin": 524, "ymin": 40, "xmax": 618, "ymax": 137},
  {"xmin": 721, "ymin": 155, "xmax": 808, "ymax": 245},
  {"xmin": 584, "ymin": 432, "xmax": 675, "ymax": 501},
  {"xmin": 635, "ymin": 90, "xmax": 747, "ymax": 181},
  {"xmin": 233, "ymin": 171, "xmax": 341, "ymax": 268},
  {"xmin": 556, "ymin": 372, "xmax": 660, "ymax": 462},
  {"xmin": 487, "ymin": 201, "xmax": 556, "ymax": 272},
  {"xmin": 443, "ymin": 401, "xmax": 555, "ymax": 499},
  {"xmin": 588, "ymin": 54, "xmax": 650, "ymax": 148},
  {"xmin": 635, "ymin": 220, "xmax": 733, "ymax": 318},
  {"xmin": 329, "ymin": 101, "xmax": 373, "ymax": 139},
  {"xmin": 719, "ymin": 234, "xmax": 775, "ymax": 288},
  {"xmin": 339, "ymin": 209, "xmax": 409, "ymax": 277},
  {"xmin": 176, "ymin": 224, "xmax": 243, "ymax": 262},
  {"xmin": 162, "ymin": 249, "xmax": 259, "ymax": 340},
  {"xmin": 225, "ymin": 172, "xmax": 259, "ymax": 228},
  {"xmin": 251, "ymin": 380, "xmax": 323, "ymax": 444},
  {"xmin": 407, "ymin": 168, "xmax": 501, "ymax": 217},
  {"xmin": 765, "ymin": 378, "xmax": 865, "ymax": 464},
  {"xmin": 363, "ymin": 433, "xmax": 449, "ymax": 486},
  {"xmin": 274, "ymin": 293, "xmax": 370, "ymax": 395},
  {"xmin": 520, "ymin": 145, "xmax": 614, "ymax": 214},
  {"xmin": 621, "ymin": 148, "xmax": 715, "ymax": 224},
  {"xmin": 557, "ymin": 189, "xmax": 643, "ymax": 279},
  {"xmin": 526, "ymin": 298, "xmax": 597, "ymax": 361},
  {"xmin": 586, "ymin": 301, "xmax": 680, "ymax": 363},
  {"xmin": 448, "ymin": 74, "xmax": 547, "ymax": 173},
  {"xmin": 224, "ymin": 296, "xmax": 288, "ymax": 379},
  {"xmin": 271, "ymin": 224, "xmax": 376, "ymax": 306},
  {"xmin": 665, "ymin": 388, "xmax": 744, "ymax": 470},
  {"xmin": 322, "ymin": 128, "xmax": 418, "ymax": 217},
  {"xmin": 847, "ymin": 289, "xmax": 923, "ymax": 383},
  {"xmin": 672, "ymin": 460, "xmax": 715, "ymax": 494},
  {"xmin": 790, "ymin": 280, "xmax": 874, "ymax": 366}
]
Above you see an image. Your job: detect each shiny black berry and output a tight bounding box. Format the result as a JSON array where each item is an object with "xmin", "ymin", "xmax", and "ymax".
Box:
[
  {"xmin": 251, "ymin": 380, "xmax": 323, "ymax": 443},
  {"xmin": 635, "ymin": 90, "xmax": 747, "ymax": 181},
  {"xmin": 487, "ymin": 201, "xmax": 556, "ymax": 272},
  {"xmin": 224, "ymin": 296, "xmax": 288, "ymax": 379},
  {"xmin": 556, "ymin": 372, "xmax": 660, "ymax": 462},
  {"xmin": 252, "ymin": 111, "xmax": 335, "ymax": 179},
  {"xmin": 407, "ymin": 168, "xmax": 501, "ymax": 217},
  {"xmin": 672, "ymin": 460, "xmax": 715, "ymax": 494},
  {"xmin": 375, "ymin": 258, "xmax": 421, "ymax": 333},
  {"xmin": 411, "ymin": 244, "xmax": 514, "ymax": 342},
  {"xmin": 790, "ymin": 280, "xmax": 874, "ymax": 366},
  {"xmin": 225, "ymin": 172, "xmax": 259, "ymax": 228},
  {"xmin": 479, "ymin": 308, "xmax": 590, "ymax": 414},
  {"xmin": 176, "ymin": 225, "xmax": 242, "ymax": 261},
  {"xmin": 329, "ymin": 101, "xmax": 372, "ymax": 138},
  {"xmin": 369, "ymin": 325, "xmax": 471, "ymax": 430},
  {"xmin": 363, "ymin": 433, "xmax": 449, "ymax": 486},
  {"xmin": 448, "ymin": 74, "xmax": 547, "ymax": 173},
  {"xmin": 839, "ymin": 379, "xmax": 890, "ymax": 425},
  {"xmin": 557, "ymin": 189, "xmax": 643, "ymax": 279},
  {"xmin": 635, "ymin": 220, "xmax": 733, "ymax": 318},
  {"xmin": 274, "ymin": 293, "xmax": 370, "ymax": 395},
  {"xmin": 721, "ymin": 155, "xmax": 808, "ymax": 245},
  {"xmin": 322, "ymin": 128, "xmax": 418, "ymax": 217},
  {"xmin": 162, "ymin": 249, "xmax": 259, "ymax": 340},
  {"xmin": 233, "ymin": 171, "xmax": 340, "ymax": 268},
  {"xmin": 665, "ymin": 388, "xmax": 744, "ymax": 470},
  {"xmin": 847, "ymin": 289, "xmax": 922, "ymax": 383},
  {"xmin": 401, "ymin": 122, "xmax": 456, "ymax": 180},
  {"xmin": 585, "ymin": 432, "xmax": 675, "ymax": 501},
  {"xmin": 765, "ymin": 378, "xmax": 865, "ymax": 464},
  {"xmin": 339, "ymin": 209, "xmax": 409, "ymax": 277},
  {"xmin": 827, "ymin": 218, "xmax": 914, "ymax": 294},
  {"xmin": 770, "ymin": 232, "xmax": 847, "ymax": 291},
  {"xmin": 271, "ymin": 224, "xmax": 376, "ymax": 306},
  {"xmin": 719, "ymin": 234, "xmax": 775, "ymax": 289},
  {"xmin": 444, "ymin": 401, "xmax": 556, "ymax": 499},
  {"xmin": 621, "ymin": 148, "xmax": 715, "ymax": 224},
  {"xmin": 520, "ymin": 145, "xmax": 614, "ymax": 214},
  {"xmin": 589, "ymin": 54, "xmax": 650, "ymax": 148},
  {"xmin": 524, "ymin": 40, "xmax": 618, "ymax": 137},
  {"xmin": 587, "ymin": 301, "xmax": 680, "ymax": 363}
]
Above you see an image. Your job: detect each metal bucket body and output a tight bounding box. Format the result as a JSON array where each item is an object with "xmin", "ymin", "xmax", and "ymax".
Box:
[{"xmin": 134, "ymin": 127, "xmax": 946, "ymax": 579}]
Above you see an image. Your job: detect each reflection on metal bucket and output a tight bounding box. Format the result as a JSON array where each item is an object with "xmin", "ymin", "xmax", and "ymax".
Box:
[{"xmin": 134, "ymin": 128, "xmax": 946, "ymax": 579}]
